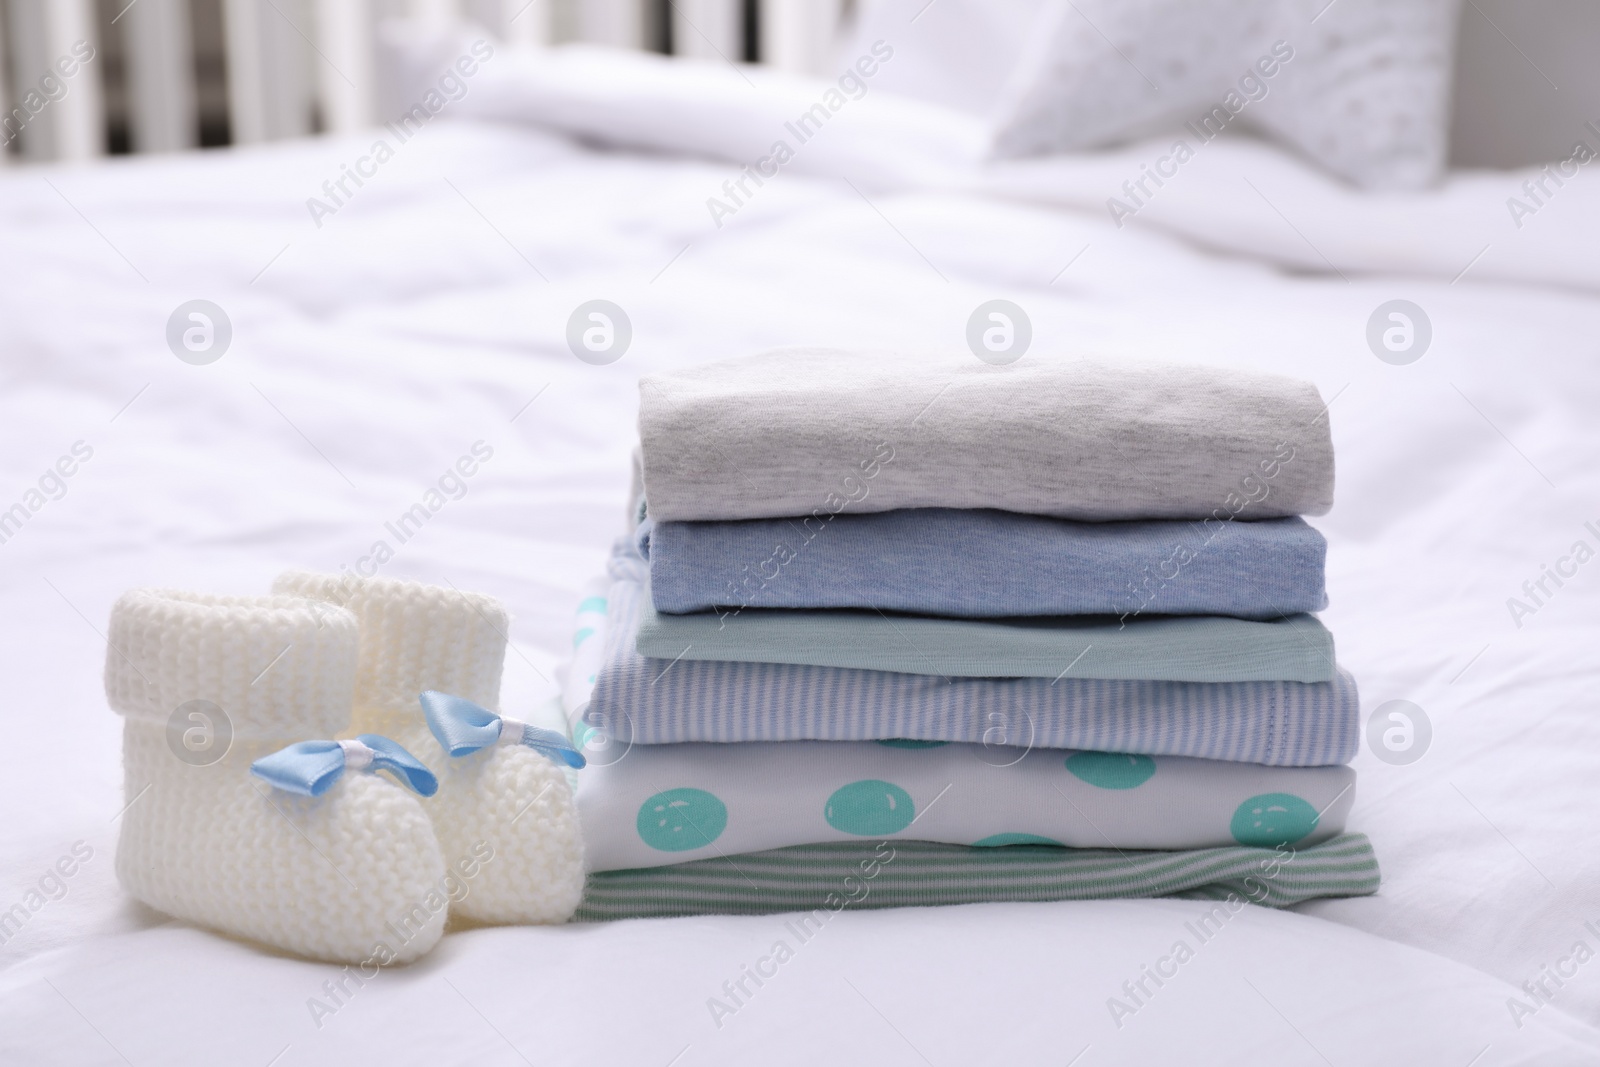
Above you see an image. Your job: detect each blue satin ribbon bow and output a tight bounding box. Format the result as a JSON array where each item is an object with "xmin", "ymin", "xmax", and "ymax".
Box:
[
  {"xmin": 420, "ymin": 690, "xmax": 586, "ymax": 769},
  {"xmin": 250, "ymin": 735, "xmax": 439, "ymax": 798}
]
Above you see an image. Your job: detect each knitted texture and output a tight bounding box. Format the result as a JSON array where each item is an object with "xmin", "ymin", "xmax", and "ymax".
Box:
[
  {"xmin": 105, "ymin": 590, "xmax": 358, "ymax": 738},
  {"xmin": 268, "ymin": 571, "xmax": 507, "ymax": 734},
  {"xmin": 107, "ymin": 590, "xmax": 448, "ymax": 963},
  {"xmin": 274, "ymin": 570, "xmax": 586, "ymax": 926}
]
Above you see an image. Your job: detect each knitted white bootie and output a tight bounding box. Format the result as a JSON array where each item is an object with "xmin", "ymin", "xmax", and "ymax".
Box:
[
  {"xmin": 272, "ymin": 570, "xmax": 585, "ymax": 925},
  {"xmin": 106, "ymin": 590, "xmax": 448, "ymax": 963}
]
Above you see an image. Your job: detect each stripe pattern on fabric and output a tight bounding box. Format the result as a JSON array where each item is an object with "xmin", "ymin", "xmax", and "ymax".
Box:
[
  {"xmin": 586, "ymin": 561, "xmax": 1360, "ymax": 767},
  {"xmin": 573, "ymin": 833, "xmax": 1381, "ymax": 920}
]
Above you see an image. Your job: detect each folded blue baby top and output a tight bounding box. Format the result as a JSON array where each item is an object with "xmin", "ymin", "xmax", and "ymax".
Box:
[
  {"xmin": 635, "ymin": 597, "xmax": 1338, "ymax": 682},
  {"xmin": 640, "ymin": 508, "xmax": 1327, "ymax": 619},
  {"xmin": 583, "ymin": 543, "xmax": 1360, "ymax": 767}
]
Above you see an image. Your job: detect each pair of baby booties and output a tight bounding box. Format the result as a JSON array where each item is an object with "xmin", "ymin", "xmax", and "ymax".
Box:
[{"xmin": 105, "ymin": 569, "xmax": 585, "ymax": 964}]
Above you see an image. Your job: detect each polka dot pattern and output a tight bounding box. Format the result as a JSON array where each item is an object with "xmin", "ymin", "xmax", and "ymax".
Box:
[
  {"xmin": 637, "ymin": 788, "xmax": 728, "ymax": 852},
  {"xmin": 1065, "ymin": 751, "xmax": 1158, "ymax": 789},
  {"xmin": 825, "ymin": 780, "xmax": 916, "ymax": 836},
  {"xmin": 1230, "ymin": 792, "xmax": 1319, "ymax": 847},
  {"xmin": 974, "ymin": 833, "xmax": 1066, "ymax": 848},
  {"xmin": 589, "ymin": 740, "xmax": 1354, "ymax": 871}
]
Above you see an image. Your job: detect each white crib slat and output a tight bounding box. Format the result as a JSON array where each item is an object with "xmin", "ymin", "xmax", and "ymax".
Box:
[
  {"xmin": 409, "ymin": 0, "xmax": 462, "ymax": 22},
  {"xmin": 0, "ymin": 7, "xmax": 11, "ymax": 164},
  {"xmin": 260, "ymin": 0, "xmax": 315, "ymax": 139},
  {"xmin": 5, "ymin": 0, "xmax": 104, "ymax": 161},
  {"xmin": 461, "ymin": 0, "xmax": 499, "ymax": 34},
  {"xmin": 672, "ymin": 0, "xmax": 741, "ymax": 62},
  {"xmin": 312, "ymin": 0, "xmax": 376, "ymax": 131},
  {"xmin": 574, "ymin": 0, "xmax": 644, "ymax": 48},
  {"xmin": 221, "ymin": 0, "xmax": 266, "ymax": 143},
  {"xmin": 759, "ymin": 0, "xmax": 841, "ymax": 74},
  {"xmin": 459, "ymin": 0, "xmax": 552, "ymax": 46},
  {"xmin": 125, "ymin": 0, "xmax": 198, "ymax": 152},
  {"xmin": 223, "ymin": 0, "xmax": 314, "ymax": 143},
  {"xmin": 45, "ymin": 0, "xmax": 102, "ymax": 160},
  {"xmin": 501, "ymin": 0, "xmax": 553, "ymax": 47}
]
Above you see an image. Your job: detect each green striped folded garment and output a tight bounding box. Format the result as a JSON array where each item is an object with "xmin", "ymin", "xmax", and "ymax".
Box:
[{"xmin": 574, "ymin": 833, "xmax": 1380, "ymax": 921}]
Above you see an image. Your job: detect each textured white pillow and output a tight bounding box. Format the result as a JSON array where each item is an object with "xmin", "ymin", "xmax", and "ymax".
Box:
[{"xmin": 990, "ymin": 0, "xmax": 1462, "ymax": 189}]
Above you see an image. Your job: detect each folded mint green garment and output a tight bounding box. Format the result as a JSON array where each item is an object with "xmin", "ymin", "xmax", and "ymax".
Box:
[
  {"xmin": 636, "ymin": 596, "xmax": 1336, "ymax": 682},
  {"xmin": 573, "ymin": 834, "xmax": 1381, "ymax": 920}
]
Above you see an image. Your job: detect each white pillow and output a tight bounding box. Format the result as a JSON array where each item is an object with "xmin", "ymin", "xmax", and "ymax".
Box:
[
  {"xmin": 835, "ymin": 0, "xmax": 1049, "ymax": 118},
  {"xmin": 990, "ymin": 0, "xmax": 1462, "ymax": 189}
]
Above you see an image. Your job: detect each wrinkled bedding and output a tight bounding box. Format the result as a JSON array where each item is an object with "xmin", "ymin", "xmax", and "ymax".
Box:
[{"xmin": 2, "ymin": 42, "xmax": 1599, "ymax": 1064}]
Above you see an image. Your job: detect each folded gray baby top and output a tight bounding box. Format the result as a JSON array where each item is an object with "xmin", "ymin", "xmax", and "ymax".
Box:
[{"xmin": 638, "ymin": 349, "xmax": 1334, "ymax": 522}]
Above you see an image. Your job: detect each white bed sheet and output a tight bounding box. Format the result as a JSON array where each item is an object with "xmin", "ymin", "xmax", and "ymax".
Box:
[{"xmin": 2, "ymin": 45, "xmax": 1599, "ymax": 1063}]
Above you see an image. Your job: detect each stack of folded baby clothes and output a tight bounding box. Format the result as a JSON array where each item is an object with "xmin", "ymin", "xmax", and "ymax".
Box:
[{"xmin": 562, "ymin": 349, "xmax": 1379, "ymax": 918}]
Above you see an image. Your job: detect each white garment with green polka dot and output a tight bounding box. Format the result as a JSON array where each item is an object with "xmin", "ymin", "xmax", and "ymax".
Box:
[{"xmin": 574, "ymin": 738, "xmax": 1355, "ymax": 872}]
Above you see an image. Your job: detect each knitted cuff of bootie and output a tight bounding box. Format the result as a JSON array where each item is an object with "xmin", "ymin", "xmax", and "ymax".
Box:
[
  {"xmin": 270, "ymin": 569, "xmax": 507, "ymax": 736},
  {"xmin": 105, "ymin": 589, "xmax": 449, "ymax": 964},
  {"xmin": 273, "ymin": 569, "xmax": 587, "ymax": 926}
]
